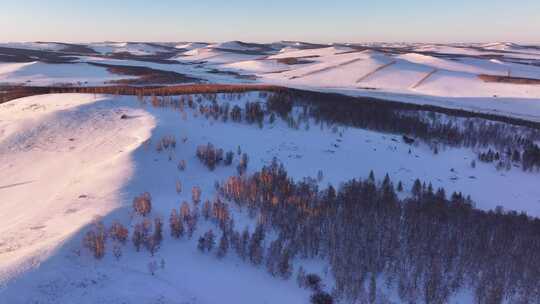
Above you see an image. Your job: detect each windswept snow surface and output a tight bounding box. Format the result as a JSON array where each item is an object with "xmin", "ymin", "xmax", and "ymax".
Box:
[
  {"xmin": 0, "ymin": 94, "xmax": 153, "ymax": 280},
  {"xmin": 172, "ymin": 42, "xmax": 540, "ymax": 110},
  {"xmin": 0, "ymin": 42, "xmax": 67, "ymax": 52},
  {"xmin": 0, "ymin": 93, "xmax": 314, "ymax": 303},
  {"xmin": 175, "ymin": 42, "xmax": 209, "ymax": 50},
  {"xmin": 0, "ymin": 62, "xmax": 35, "ymax": 77},
  {"xmin": 211, "ymin": 41, "xmax": 262, "ymax": 51},
  {"xmin": 1, "ymin": 92, "xmax": 539, "ymax": 303},
  {"xmin": 2, "ymin": 41, "xmax": 540, "ymax": 121},
  {"xmin": 88, "ymin": 42, "xmax": 172, "ymax": 55},
  {"xmin": 0, "ymin": 62, "xmax": 131, "ymax": 86}
]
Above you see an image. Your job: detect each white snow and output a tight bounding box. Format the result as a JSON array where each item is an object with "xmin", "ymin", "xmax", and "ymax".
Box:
[
  {"xmin": 176, "ymin": 47, "xmax": 263, "ymax": 65},
  {"xmin": 1, "ymin": 92, "xmax": 540, "ymax": 303},
  {"xmin": 0, "ymin": 94, "xmax": 153, "ymax": 284},
  {"xmin": 0, "ymin": 62, "xmax": 132, "ymax": 86},
  {"xmin": 0, "ymin": 42, "xmax": 66, "ymax": 52},
  {"xmin": 210, "ymin": 41, "xmax": 260, "ymax": 51},
  {"xmin": 2, "ymin": 41, "xmax": 540, "ymax": 121},
  {"xmin": 175, "ymin": 42, "xmax": 209, "ymax": 50},
  {"xmin": 88, "ymin": 42, "xmax": 171, "ymax": 55},
  {"xmin": 0, "ymin": 93, "xmax": 313, "ymax": 303},
  {"xmin": 0, "ymin": 62, "xmax": 35, "ymax": 78},
  {"xmin": 1, "ymin": 41, "xmax": 540, "ymax": 303}
]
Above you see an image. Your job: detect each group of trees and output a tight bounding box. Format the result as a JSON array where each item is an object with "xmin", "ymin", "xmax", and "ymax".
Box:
[
  {"xmin": 132, "ymin": 217, "xmax": 163, "ymax": 256},
  {"xmin": 270, "ymin": 91, "xmax": 540, "ymax": 172},
  {"xmin": 195, "ymin": 142, "xmax": 248, "ymax": 175},
  {"xmin": 83, "ymin": 218, "xmax": 131, "ymax": 260},
  {"xmin": 522, "ymin": 142, "xmax": 540, "ymax": 171},
  {"xmin": 133, "ymin": 192, "xmax": 152, "ymax": 216},
  {"xmin": 149, "ymin": 89, "xmax": 540, "ymax": 172},
  {"xmin": 136, "ymin": 86, "xmax": 540, "ymax": 173},
  {"xmin": 197, "ymin": 230, "xmax": 216, "ymax": 252},
  {"xmin": 155, "ymin": 135, "xmax": 176, "ymax": 153},
  {"xmin": 219, "ymin": 159, "xmax": 540, "ymax": 303},
  {"xmin": 83, "ymin": 219, "xmax": 108, "ymax": 259},
  {"xmin": 186, "ymin": 90, "xmax": 540, "ymax": 172},
  {"xmin": 196, "ymin": 143, "xmax": 234, "ymax": 170},
  {"xmin": 85, "ymin": 160, "xmax": 540, "ymax": 302}
]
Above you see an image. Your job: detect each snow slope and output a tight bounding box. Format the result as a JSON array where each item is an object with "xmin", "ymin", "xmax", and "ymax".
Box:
[
  {"xmin": 175, "ymin": 42, "xmax": 209, "ymax": 50},
  {"xmin": 88, "ymin": 42, "xmax": 172, "ymax": 55},
  {"xmin": 176, "ymin": 47, "xmax": 263, "ymax": 65},
  {"xmin": 0, "ymin": 42, "xmax": 66, "ymax": 52},
  {"xmin": 0, "ymin": 93, "xmax": 314, "ymax": 303},
  {"xmin": 0, "ymin": 62, "xmax": 132, "ymax": 86},
  {"xmin": 0, "ymin": 94, "xmax": 153, "ymax": 284},
  {"xmin": 0, "ymin": 62, "xmax": 35, "ymax": 77}
]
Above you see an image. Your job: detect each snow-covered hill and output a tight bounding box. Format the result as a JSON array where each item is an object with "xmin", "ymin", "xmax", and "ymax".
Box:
[
  {"xmin": 87, "ymin": 42, "xmax": 174, "ymax": 56},
  {"xmin": 1, "ymin": 41, "xmax": 540, "ymax": 303},
  {"xmin": 1, "ymin": 91, "xmax": 540, "ymax": 302}
]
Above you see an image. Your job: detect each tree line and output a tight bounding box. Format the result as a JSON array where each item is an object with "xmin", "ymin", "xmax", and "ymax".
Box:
[
  {"xmin": 144, "ymin": 90, "xmax": 540, "ymax": 172},
  {"xmin": 219, "ymin": 159, "xmax": 540, "ymax": 303}
]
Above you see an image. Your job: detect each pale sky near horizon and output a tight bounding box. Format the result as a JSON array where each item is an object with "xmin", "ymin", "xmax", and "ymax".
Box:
[{"xmin": 1, "ymin": 0, "xmax": 539, "ymax": 43}]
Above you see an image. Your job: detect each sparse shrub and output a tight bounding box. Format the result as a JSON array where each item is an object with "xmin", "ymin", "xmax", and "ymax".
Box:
[
  {"xmin": 297, "ymin": 267, "xmax": 307, "ymax": 288},
  {"xmin": 224, "ymin": 151, "xmax": 234, "ymax": 166},
  {"xmin": 132, "ymin": 219, "xmax": 151, "ymax": 251},
  {"xmin": 192, "ymin": 186, "xmax": 202, "ymax": 205},
  {"xmin": 317, "ymin": 170, "xmax": 324, "ymax": 182},
  {"xmin": 83, "ymin": 218, "xmax": 107, "ymax": 259},
  {"xmin": 148, "ymin": 260, "xmax": 158, "ymax": 275},
  {"xmin": 216, "ymin": 232, "xmax": 229, "ymax": 258},
  {"xmin": 278, "ymin": 249, "xmax": 293, "ymax": 279},
  {"xmin": 196, "ymin": 143, "xmax": 225, "ymax": 170},
  {"xmin": 109, "ymin": 221, "xmax": 129, "ymax": 244},
  {"xmin": 237, "ymin": 153, "xmax": 249, "ymax": 175},
  {"xmin": 156, "ymin": 135, "xmax": 176, "ymax": 152},
  {"xmin": 180, "ymin": 201, "xmax": 198, "ymax": 238},
  {"xmin": 145, "ymin": 217, "xmax": 163, "ymax": 255},
  {"xmin": 197, "ymin": 236, "xmax": 206, "ymax": 252},
  {"xmin": 178, "ymin": 160, "xmax": 186, "ymax": 171},
  {"xmin": 169, "ymin": 209, "xmax": 184, "ymax": 239},
  {"xmin": 112, "ymin": 243, "xmax": 122, "ymax": 260},
  {"xmin": 176, "ymin": 179, "xmax": 182, "ymax": 194},
  {"xmin": 198, "ymin": 229, "xmax": 215, "ymax": 252},
  {"xmin": 244, "ymin": 101, "xmax": 264, "ymax": 125},
  {"xmin": 231, "ymin": 105, "xmax": 242, "ymax": 122},
  {"xmin": 202, "ymin": 200, "xmax": 212, "ymax": 220},
  {"xmin": 133, "ymin": 192, "xmax": 152, "ymax": 216},
  {"xmin": 180, "ymin": 201, "xmax": 191, "ymax": 221}
]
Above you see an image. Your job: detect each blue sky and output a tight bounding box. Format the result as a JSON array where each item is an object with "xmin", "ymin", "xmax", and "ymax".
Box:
[{"xmin": 2, "ymin": 0, "xmax": 539, "ymax": 43}]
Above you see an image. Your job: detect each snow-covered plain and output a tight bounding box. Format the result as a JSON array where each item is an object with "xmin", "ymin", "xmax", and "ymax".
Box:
[
  {"xmin": 1, "ymin": 91, "xmax": 539, "ymax": 303},
  {"xmin": 0, "ymin": 42, "xmax": 67, "ymax": 52},
  {"xmin": 0, "ymin": 62, "xmax": 131, "ymax": 86}
]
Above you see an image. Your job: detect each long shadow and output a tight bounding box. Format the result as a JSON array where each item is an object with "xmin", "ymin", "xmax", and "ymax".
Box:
[
  {"xmin": 0, "ymin": 96, "xmax": 162, "ymax": 302},
  {"xmin": 0, "ymin": 94, "xmax": 308, "ymax": 304}
]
